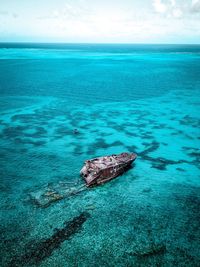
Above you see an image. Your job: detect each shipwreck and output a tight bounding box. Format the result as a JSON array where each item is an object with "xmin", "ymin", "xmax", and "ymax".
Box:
[
  {"xmin": 80, "ymin": 152, "xmax": 137, "ymax": 187},
  {"xmin": 29, "ymin": 152, "xmax": 137, "ymax": 208}
]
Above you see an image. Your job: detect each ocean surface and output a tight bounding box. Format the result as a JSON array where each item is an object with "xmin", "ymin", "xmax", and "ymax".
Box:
[{"xmin": 0, "ymin": 43, "xmax": 200, "ymax": 267}]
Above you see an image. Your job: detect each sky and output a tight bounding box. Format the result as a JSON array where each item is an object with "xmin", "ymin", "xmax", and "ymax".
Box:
[{"xmin": 0, "ymin": 0, "xmax": 200, "ymax": 43}]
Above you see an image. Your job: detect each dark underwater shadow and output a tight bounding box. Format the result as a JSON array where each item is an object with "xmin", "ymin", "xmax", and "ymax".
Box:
[{"xmin": 9, "ymin": 212, "xmax": 90, "ymax": 267}]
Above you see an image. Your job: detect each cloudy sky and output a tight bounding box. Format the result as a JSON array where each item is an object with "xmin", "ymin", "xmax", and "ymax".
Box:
[{"xmin": 0, "ymin": 0, "xmax": 200, "ymax": 43}]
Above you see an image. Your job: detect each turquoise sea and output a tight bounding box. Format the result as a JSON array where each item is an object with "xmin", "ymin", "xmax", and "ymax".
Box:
[{"xmin": 0, "ymin": 43, "xmax": 200, "ymax": 266}]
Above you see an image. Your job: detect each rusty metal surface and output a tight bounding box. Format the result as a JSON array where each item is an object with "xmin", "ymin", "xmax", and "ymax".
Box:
[{"xmin": 80, "ymin": 152, "xmax": 137, "ymax": 186}]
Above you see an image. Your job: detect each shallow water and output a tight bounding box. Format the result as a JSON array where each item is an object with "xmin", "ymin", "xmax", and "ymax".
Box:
[{"xmin": 0, "ymin": 44, "xmax": 200, "ymax": 267}]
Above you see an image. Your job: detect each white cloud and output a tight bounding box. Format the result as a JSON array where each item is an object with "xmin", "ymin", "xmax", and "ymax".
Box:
[
  {"xmin": 169, "ymin": 0, "xmax": 176, "ymax": 8},
  {"xmin": 153, "ymin": 0, "xmax": 168, "ymax": 14},
  {"xmin": 191, "ymin": 0, "xmax": 200, "ymax": 12},
  {"xmin": 1, "ymin": 0, "xmax": 200, "ymax": 43},
  {"xmin": 152, "ymin": 0, "xmax": 183, "ymax": 19},
  {"xmin": 172, "ymin": 8, "xmax": 182, "ymax": 18},
  {"xmin": 31, "ymin": 1, "xmax": 199, "ymax": 43}
]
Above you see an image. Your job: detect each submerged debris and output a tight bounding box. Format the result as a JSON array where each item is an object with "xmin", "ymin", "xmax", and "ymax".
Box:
[
  {"xmin": 9, "ymin": 212, "xmax": 90, "ymax": 267},
  {"xmin": 29, "ymin": 181, "xmax": 86, "ymax": 208},
  {"xmin": 80, "ymin": 152, "xmax": 137, "ymax": 187}
]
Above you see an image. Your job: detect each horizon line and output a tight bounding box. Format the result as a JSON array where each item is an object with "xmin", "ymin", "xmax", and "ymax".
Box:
[{"xmin": 0, "ymin": 41, "xmax": 200, "ymax": 45}]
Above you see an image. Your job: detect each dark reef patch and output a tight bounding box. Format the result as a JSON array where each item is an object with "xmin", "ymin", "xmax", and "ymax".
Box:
[
  {"xmin": 141, "ymin": 133, "xmax": 154, "ymax": 140},
  {"xmin": 131, "ymin": 244, "xmax": 166, "ymax": 258},
  {"xmin": 184, "ymin": 134, "xmax": 194, "ymax": 140},
  {"xmin": 124, "ymin": 130, "xmax": 139, "ymax": 137},
  {"xmin": 54, "ymin": 126, "xmax": 70, "ymax": 137},
  {"xmin": 99, "ymin": 132, "xmax": 113, "ymax": 137},
  {"xmin": 108, "ymin": 122, "xmax": 123, "ymax": 132},
  {"xmin": 1, "ymin": 124, "xmax": 48, "ymax": 143},
  {"xmin": 87, "ymin": 138, "xmax": 126, "ymax": 155},
  {"xmin": 125, "ymin": 145, "xmax": 138, "ymax": 152},
  {"xmin": 181, "ymin": 147, "xmax": 200, "ymax": 168},
  {"xmin": 2, "ymin": 126, "xmax": 25, "ymax": 138},
  {"xmin": 188, "ymin": 151, "xmax": 200, "ymax": 162},
  {"xmin": 73, "ymin": 145, "xmax": 84, "ymax": 155},
  {"xmin": 152, "ymin": 124, "xmax": 165, "ymax": 129},
  {"xmin": 139, "ymin": 141, "xmax": 160, "ymax": 156},
  {"xmin": 182, "ymin": 146, "xmax": 199, "ymax": 152},
  {"xmin": 179, "ymin": 115, "xmax": 200, "ymax": 127},
  {"xmin": 161, "ymin": 142, "xmax": 168, "ymax": 146},
  {"xmin": 9, "ymin": 212, "xmax": 90, "ymax": 267},
  {"xmin": 142, "ymin": 188, "xmax": 152, "ymax": 193},
  {"xmin": 111, "ymin": 141, "xmax": 125, "ymax": 147},
  {"xmin": 142, "ymin": 142, "xmax": 150, "ymax": 146},
  {"xmin": 137, "ymin": 141, "xmax": 194, "ymax": 170},
  {"xmin": 53, "ymin": 125, "xmax": 85, "ymax": 140},
  {"xmin": 176, "ymin": 167, "xmax": 185, "ymax": 172},
  {"xmin": 150, "ymin": 161, "xmax": 167, "ymax": 170},
  {"xmin": 24, "ymin": 126, "xmax": 47, "ymax": 138},
  {"xmin": 149, "ymin": 157, "xmax": 189, "ymax": 171},
  {"xmin": 14, "ymin": 138, "xmax": 46, "ymax": 147},
  {"xmin": 11, "ymin": 114, "xmax": 37, "ymax": 122}
]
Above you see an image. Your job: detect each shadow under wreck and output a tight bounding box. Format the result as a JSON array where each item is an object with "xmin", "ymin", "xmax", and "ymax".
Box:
[{"xmin": 9, "ymin": 212, "xmax": 90, "ymax": 267}]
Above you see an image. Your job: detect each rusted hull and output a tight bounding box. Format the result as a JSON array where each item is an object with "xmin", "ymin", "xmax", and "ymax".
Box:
[
  {"xmin": 80, "ymin": 153, "xmax": 137, "ymax": 187},
  {"xmin": 94, "ymin": 163, "xmax": 133, "ymax": 186}
]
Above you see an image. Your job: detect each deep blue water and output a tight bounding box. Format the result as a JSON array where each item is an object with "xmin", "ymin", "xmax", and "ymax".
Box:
[{"xmin": 0, "ymin": 44, "xmax": 200, "ymax": 266}]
